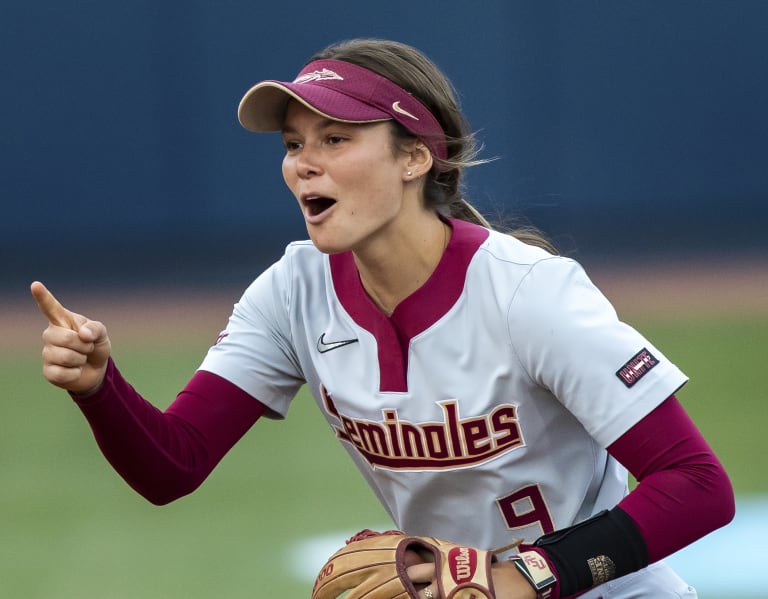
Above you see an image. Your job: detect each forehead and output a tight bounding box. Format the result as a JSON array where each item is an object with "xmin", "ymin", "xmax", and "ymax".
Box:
[
  {"xmin": 281, "ymin": 99, "xmax": 391, "ymax": 134},
  {"xmin": 281, "ymin": 100, "xmax": 335, "ymax": 131}
]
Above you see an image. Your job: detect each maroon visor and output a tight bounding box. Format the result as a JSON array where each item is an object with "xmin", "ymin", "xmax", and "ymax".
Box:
[{"xmin": 237, "ymin": 59, "xmax": 447, "ymax": 160}]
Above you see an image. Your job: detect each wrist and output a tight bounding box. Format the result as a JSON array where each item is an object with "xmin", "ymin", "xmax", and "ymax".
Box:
[
  {"xmin": 510, "ymin": 549, "xmax": 559, "ymax": 599},
  {"xmin": 532, "ymin": 508, "xmax": 648, "ymax": 596},
  {"xmin": 69, "ymin": 379, "xmax": 105, "ymax": 398},
  {"xmin": 68, "ymin": 358, "xmax": 113, "ymax": 402}
]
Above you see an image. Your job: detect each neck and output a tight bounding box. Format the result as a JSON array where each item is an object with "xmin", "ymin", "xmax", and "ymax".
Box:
[{"xmin": 355, "ymin": 215, "xmax": 450, "ymax": 315}]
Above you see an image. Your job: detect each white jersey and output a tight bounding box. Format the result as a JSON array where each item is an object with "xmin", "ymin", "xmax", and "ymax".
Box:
[{"xmin": 199, "ymin": 218, "xmax": 687, "ymax": 556}]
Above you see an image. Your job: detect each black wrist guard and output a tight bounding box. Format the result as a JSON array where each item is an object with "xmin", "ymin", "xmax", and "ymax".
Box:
[{"xmin": 533, "ymin": 507, "xmax": 649, "ymax": 596}]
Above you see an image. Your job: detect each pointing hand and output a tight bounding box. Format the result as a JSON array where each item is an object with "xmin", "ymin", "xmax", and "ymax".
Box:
[{"xmin": 30, "ymin": 281, "xmax": 112, "ymax": 395}]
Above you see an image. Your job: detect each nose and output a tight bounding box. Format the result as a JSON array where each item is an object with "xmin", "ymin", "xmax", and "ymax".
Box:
[{"xmin": 294, "ymin": 144, "xmax": 323, "ymax": 179}]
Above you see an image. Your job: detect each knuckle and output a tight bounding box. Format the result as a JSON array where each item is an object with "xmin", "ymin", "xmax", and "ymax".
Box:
[
  {"xmin": 43, "ymin": 345, "xmax": 87, "ymax": 368},
  {"xmin": 44, "ymin": 364, "xmax": 80, "ymax": 386}
]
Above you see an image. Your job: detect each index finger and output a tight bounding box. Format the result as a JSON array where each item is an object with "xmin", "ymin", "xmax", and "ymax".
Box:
[{"xmin": 30, "ymin": 281, "xmax": 78, "ymax": 330}]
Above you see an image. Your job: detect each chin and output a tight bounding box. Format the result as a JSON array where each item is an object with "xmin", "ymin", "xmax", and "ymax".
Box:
[{"xmin": 308, "ymin": 235, "xmax": 349, "ymax": 255}]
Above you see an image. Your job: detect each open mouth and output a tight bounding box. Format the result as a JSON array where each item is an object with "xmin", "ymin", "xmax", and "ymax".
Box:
[{"xmin": 305, "ymin": 196, "xmax": 337, "ymax": 217}]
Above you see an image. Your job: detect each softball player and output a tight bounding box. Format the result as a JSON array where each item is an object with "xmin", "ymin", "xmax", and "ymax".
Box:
[{"xmin": 32, "ymin": 39, "xmax": 734, "ymax": 598}]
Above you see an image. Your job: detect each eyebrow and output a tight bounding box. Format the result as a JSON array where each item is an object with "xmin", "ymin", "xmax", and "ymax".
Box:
[{"xmin": 281, "ymin": 117, "xmax": 344, "ymax": 136}]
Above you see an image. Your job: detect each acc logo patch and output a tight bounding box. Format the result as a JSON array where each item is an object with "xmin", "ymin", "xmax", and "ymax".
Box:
[{"xmin": 616, "ymin": 348, "xmax": 658, "ymax": 388}]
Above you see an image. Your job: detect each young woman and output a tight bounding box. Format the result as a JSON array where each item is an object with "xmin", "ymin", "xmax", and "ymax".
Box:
[{"xmin": 32, "ymin": 39, "xmax": 734, "ymax": 598}]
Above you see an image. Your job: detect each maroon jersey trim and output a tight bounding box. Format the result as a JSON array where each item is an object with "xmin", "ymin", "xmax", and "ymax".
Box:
[{"xmin": 330, "ymin": 218, "xmax": 489, "ymax": 392}]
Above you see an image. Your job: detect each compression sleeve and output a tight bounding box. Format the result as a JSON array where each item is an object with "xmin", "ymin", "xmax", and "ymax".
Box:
[
  {"xmin": 523, "ymin": 395, "xmax": 734, "ymax": 597},
  {"xmin": 72, "ymin": 358, "xmax": 266, "ymax": 505},
  {"xmin": 610, "ymin": 394, "xmax": 735, "ymax": 561}
]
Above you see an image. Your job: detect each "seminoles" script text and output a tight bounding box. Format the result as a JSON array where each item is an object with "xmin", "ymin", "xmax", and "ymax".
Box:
[{"xmin": 321, "ymin": 386, "xmax": 524, "ymax": 470}]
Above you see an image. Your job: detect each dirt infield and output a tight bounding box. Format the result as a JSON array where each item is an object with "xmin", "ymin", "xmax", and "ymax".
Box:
[
  {"xmin": 587, "ymin": 257, "xmax": 768, "ymax": 319},
  {"xmin": 5, "ymin": 258, "xmax": 766, "ymax": 352}
]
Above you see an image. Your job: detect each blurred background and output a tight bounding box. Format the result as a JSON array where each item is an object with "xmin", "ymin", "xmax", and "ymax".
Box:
[
  {"xmin": 3, "ymin": 0, "xmax": 767, "ymax": 290},
  {"xmin": 2, "ymin": 1, "xmax": 767, "ymax": 597}
]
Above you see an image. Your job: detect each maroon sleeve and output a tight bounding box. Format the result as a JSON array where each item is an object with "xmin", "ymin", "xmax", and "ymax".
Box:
[
  {"xmin": 609, "ymin": 395, "xmax": 735, "ymax": 562},
  {"xmin": 72, "ymin": 358, "xmax": 266, "ymax": 505},
  {"xmin": 521, "ymin": 396, "xmax": 735, "ymax": 598}
]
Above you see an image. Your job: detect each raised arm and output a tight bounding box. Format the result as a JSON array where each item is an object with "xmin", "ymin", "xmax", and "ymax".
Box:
[{"xmin": 31, "ymin": 282, "xmax": 267, "ymax": 505}]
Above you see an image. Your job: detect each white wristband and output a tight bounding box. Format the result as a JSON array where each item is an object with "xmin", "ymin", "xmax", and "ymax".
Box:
[{"xmin": 511, "ymin": 551, "xmax": 557, "ymax": 599}]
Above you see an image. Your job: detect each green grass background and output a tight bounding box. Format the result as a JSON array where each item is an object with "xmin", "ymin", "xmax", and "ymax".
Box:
[{"xmin": 2, "ymin": 311, "xmax": 765, "ymax": 597}]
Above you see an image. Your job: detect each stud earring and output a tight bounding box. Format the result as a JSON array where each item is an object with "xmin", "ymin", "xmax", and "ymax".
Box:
[{"xmin": 407, "ymin": 171, "xmax": 413, "ymax": 176}]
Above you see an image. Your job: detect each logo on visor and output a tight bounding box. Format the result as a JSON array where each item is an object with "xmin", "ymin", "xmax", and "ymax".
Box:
[
  {"xmin": 392, "ymin": 101, "xmax": 419, "ymax": 120},
  {"xmin": 294, "ymin": 69, "xmax": 344, "ymax": 84}
]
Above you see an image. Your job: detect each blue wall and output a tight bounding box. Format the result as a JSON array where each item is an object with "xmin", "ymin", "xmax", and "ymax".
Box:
[{"xmin": 3, "ymin": 1, "xmax": 767, "ymax": 290}]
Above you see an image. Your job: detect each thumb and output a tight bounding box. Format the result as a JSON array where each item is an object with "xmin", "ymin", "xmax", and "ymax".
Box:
[
  {"xmin": 79, "ymin": 318, "xmax": 112, "ymax": 370},
  {"xmin": 78, "ymin": 320, "xmax": 109, "ymax": 345},
  {"xmin": 30, "ymin": 281, "xmax": 78, "ymax": 330}
]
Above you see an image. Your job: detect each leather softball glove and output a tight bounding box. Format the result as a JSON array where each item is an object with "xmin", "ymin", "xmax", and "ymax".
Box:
[{"xmin": 310, "ymin": 529, "xmax": 495, "ymax": 599}]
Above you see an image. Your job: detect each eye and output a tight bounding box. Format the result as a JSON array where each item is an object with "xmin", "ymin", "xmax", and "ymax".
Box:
[
  {"xmin": 326, "ymin": 134, "xmax": 347, "ymax": 145},
  {"xmin": 283, "ymin": 139, "xmax": 302, "ymax": 152}
]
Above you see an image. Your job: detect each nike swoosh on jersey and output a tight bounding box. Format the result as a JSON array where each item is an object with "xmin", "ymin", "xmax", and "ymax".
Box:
[{"xmin": 317, "ymin": 333, "xmax": 359, "ymax": 353}]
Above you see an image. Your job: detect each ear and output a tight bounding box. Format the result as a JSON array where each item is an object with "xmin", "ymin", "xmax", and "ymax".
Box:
[{"xmin": 403, "ymin": 141, "xmax": 434, "ymax": 181}]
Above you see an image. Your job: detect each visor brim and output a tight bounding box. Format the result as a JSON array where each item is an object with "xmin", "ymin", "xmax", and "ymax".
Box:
[{"xmin": 238, "ymin": 81, "xmax": 391, "ymax": 132}]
